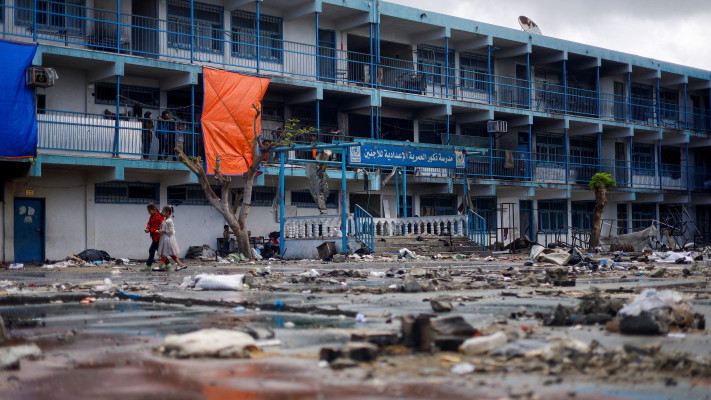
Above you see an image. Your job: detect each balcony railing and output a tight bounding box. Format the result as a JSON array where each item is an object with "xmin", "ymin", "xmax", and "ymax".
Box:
[
  {"xmin": 466, "ymin": 148, "xmax": 709, "ymax": 191},
  {"xmin": 35, "ymin": 109, "xmax": 711, "ymax": 191},
  {"xmin": 6, "ymin": 2, "xmax": 711, "ymax": 134}
]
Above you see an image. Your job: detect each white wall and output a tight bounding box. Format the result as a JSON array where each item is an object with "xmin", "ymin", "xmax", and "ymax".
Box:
[{"xmin": 40, "ymin": 68, "xmax": 87, "ymax": 112}]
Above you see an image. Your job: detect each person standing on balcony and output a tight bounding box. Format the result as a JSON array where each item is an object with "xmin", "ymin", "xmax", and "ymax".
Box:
[
  {"xmin": 156, "ymin": 110, "xmax": 175, "ymax": 160},
  {"xmin": 141, "ymin": 112, "xmax": 154, "ymax": 159},
  {"xmin": 154, "ymin": 206, "xmax": 187, "ymax": 271}
]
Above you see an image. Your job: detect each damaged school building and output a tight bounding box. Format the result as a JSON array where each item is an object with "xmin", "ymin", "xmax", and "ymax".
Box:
[{"xmin": 1, "ymin": 0, "xmax": 711, "ymax": 263}]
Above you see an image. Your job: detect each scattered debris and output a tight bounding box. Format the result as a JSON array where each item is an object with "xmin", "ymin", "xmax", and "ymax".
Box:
[
  {"xmin": 0, "ymin": 344, "xmax": 42, "ymax": 370},
  {"xmin": 193, "ymin": 274, "xmax": 245, "ymax": 290},
  {"xmin": 617, "ymin": 289, "xmax": 705, "ymax": 335},
  {"xmin": 160, "ymin": 329, "xmax": 257, "ymax": 358}
]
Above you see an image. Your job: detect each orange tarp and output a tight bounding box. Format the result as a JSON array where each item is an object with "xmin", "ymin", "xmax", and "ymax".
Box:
[{"xmin": 201, "ymin": 67, "xmax": 270, "ymax": 175}]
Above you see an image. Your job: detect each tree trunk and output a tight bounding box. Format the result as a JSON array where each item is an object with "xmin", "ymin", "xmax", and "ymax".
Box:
[{"xmin": 588, "ymin": 185, "xmax": 607, "ymax": 249}]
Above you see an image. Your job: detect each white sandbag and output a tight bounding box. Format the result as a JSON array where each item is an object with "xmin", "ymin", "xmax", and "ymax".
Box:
[
  {"xmin": 194, "ymin": 274, "xmax": 245, "ymax": 290},
  {"xmin": 162, "ymin": 328, "xmax": 256, "ymax": 358}
]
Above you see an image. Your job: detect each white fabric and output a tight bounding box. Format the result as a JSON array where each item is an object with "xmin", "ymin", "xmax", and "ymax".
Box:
[{"xmin": 157, "ymin": 217, "xmax": 180, "ymax": 257}]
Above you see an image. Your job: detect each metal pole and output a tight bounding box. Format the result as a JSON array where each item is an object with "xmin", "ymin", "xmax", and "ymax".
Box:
[
  {"xmin": 683, "ymin": 82, "xmax": 688, "ymax": 129},
  {"xmin": 629, "ymin": 136, "xmax": 633, "ymax": 187},
  {"xmin": 341, "ymin": 148, "xmax": 347, "ymax": 253},
  {"xmin": 526, "ymin": 52, "xmax": 531, "ymax": 108},
  {"xmin": 370, "ymin": 107, "xmax": 374, "ymax": 139},
  {"xmin": 316, "ymin": 99, "xmax": 320, "ymax": 140},
  {"xmin": 279, "ymin": 152, "xmax": 285, "ymax": 257},
  {"xmin": 33, "ymin": 0, "xmax": 37, "ymax": 42},
  {"xmin": 657, "ymin": 77, "xmax": 661, "ymax": 125},
  {"xmin": 658, "ymin": 139, "xmax": 662, "ymax": 189},
  {"xmin": 117, "ymin": 0, "xmax": 121, "ymax": 52},
  {"xmin": 402, "ymin": 167, "xmax": 407, "ymax": 218},
  {"xmin": 369, "ymin": 24, "xmax": 374, "ymax": 87},
  {"xmin": 686, "ymin": 142, "xmax": 690, "ymax": 191},
  {"xmin": 527, "ymin": 124, "xmax": 532, "ymax": 181},
  {"xmin": 114, "ymin": 75, "xmax": 121, "ymax": 156},
  {"xmin": 564, "ymin": 129, "xmax": 569, "ymax": 183},
  {"xmin": 395, "ymin": 167, "xmax": 400, "ymax": 216},
  {"xmin": 487, "ymin": 46, "xmax": 492, "ymax": 104},
  {"xmin": 445, "ymin": 37, "xmax": 449, "ymax": 98},
  {"xmin": 597, "ymin": 132, "xmax": 602, "ymax": 172},
  {"xmin": 563, "ymin": 59, "xmax": 567, "ymax": 113},
  {"xmin": 446, "ymin": 114, "xmax": 450, "ymax": 145},
  {"xmin": 190, "ymin": 0, "xmax": 194, "ymax": 62},
  {"xmin": 256, "ymin": 1, "xmax": 261, "ymax": 73},
  {"xmin": 628, "ymin": 71, "xmax": 632, "ymax": 122},
  {"xmin": 315, "ymin": 11, "xmax": 319, "ymax": 80},
  {"xmin": 488, "ymin": 131, "xmax": 493, "ymax": 178},
  {"xmin": 191, "ymin": 84, "xmax": 195, "ymax": 157},
  {"xmin": 596, "ymin": 65, "xmax": 601, "ymax": 117}
]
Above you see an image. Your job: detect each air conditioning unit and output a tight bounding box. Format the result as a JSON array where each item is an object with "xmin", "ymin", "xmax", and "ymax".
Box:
[
  {"xmin": 487, "ymin": 120, "xmax": 507, "ymax": 133},
  {"xmin": 25, "ymin": 66, "xmax": 58, "ymax": 88}
]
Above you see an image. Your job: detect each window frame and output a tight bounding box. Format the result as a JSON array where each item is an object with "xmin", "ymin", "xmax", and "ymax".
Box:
[
  {"xmin": 419, "ymin": 194, "xmax": 457, "ymax": 217},
  {"xmin": 95, "ymin": 182, "xmax": 159, "ymax": 204},
  {"xmin": 570, "ymin": 201, "xmax": 595, "ymax": 230},
  {"xmin": 167, "ymin": 184, "xmax": 222, "ymax": 206},
  {"xmin": 535, "ymin": 133, "xmax": 565, "ymax": 167},
  {"xmin": 16, "ymin": 0, "xmax": 85, "ymax": 34},
  {"xmin": 230, "ymin": 9, "xmax": 283, "ymax": 63},
  {"xmin": 94, "ymin": 82, "xmax": 160, "ymax": 108},
  {"xmin": 167, "ymin": 0, "xmax": 224, "ymax": 54},
  {"xmin": 417, "ymin": 45, "xmax": 455, "ymax": 88},
  {"xmin": 459, "ymin": 53, "xmax": 491, "ymax": 92},
  {"xmin": 537, "ymin": 199, "xmax": 567, "ymax": 233},
  {"xmin": 632, "ymin": 142, "xmax": 655, "ymax": 176},
  {"xmin": 252, "ymin": 186, "xmax": 277, "ymax": 206}
]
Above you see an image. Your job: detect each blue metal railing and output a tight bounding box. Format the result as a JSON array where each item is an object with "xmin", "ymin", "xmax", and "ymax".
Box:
[
  {"xmin": 465, "ymin": 148, "xmax": 707, "ymax": 191},
  {"xmin": 467, "ymin": 210, "xmax": 486, "ymax": 249},
  {"xmin": 354, "ymin": 204, "xmax": 374, "ymax": 252},
  {"xmin": 6, "ymin": 2, "xmax": 711, "ymax": 134}
]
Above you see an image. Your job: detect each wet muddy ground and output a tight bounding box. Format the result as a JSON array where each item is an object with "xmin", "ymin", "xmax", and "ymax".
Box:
[{"xmin": 1, "ymin": 254, "xmax": 711, "ymax": 399}]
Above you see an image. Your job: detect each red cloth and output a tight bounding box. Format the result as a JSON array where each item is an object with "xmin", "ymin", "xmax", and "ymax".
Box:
[{"xmin": 146, "ymin": 213, "xmax": 164, "ymax": 243}]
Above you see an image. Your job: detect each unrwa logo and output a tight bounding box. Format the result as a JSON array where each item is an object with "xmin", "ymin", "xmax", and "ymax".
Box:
[{"xmin": 350, "ymin": 145, "xmax": 361, "ymax": 163}]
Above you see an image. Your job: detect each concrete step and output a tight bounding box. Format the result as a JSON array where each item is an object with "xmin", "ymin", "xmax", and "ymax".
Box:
[{"xmin": 370, "ymin": 235, "xmax": 483, "ymax": 254}]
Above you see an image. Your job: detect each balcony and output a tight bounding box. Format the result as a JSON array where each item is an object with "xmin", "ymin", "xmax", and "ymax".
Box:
[
  {"xmin": 465, "ymin": 149, "xmax": 709, "ymax": 192},
  {"xmin": 5, "ymin": 2, "xmax": 711, "ymax": 136}
]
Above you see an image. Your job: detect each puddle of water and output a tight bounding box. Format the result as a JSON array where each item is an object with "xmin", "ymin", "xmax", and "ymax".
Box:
[{"xmin": 0, "ymin": 301, "xmax": 358, "ymax": 349}]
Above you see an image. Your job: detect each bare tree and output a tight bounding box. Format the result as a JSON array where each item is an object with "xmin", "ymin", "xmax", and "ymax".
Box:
[
  {"xmin": 176, "ymin": 105, "xmax": 283, "ymax": 258},
  {"xmin": 588, "ymin": 172, "xmax": 616, "ymax": 249}
]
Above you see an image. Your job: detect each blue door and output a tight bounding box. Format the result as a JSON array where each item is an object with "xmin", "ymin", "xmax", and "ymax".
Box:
[{"xmin": 14, "ymin": 198, "xmax": 45, "ymax": 263}]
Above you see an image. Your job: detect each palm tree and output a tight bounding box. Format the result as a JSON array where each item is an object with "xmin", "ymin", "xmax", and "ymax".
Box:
[{"xmin": 588, "ymin": 172, "xmax": 616, "ymax": 249}]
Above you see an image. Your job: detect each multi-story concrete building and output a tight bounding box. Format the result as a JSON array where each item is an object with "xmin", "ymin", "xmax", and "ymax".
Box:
[{"xmin": 2, "ymin": 0, "xmax": 710, "ymax": 262}]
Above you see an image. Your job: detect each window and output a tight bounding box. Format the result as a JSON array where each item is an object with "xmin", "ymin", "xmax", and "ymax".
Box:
[
  {"xmin": 95, "ymin": 182, "xmax": 159, "ymax": 204},
  {"xmin": 632, "ymin": 143, "xmax": 655, "ymax": 176},
  {"xmin": 571, "ymin": 201, "xmax": 595, "ymax": 230},
  {"xmin": 630, "ymin": 82, "xmax": 653, "ymax": 122},
  {"xmin": 417, "ymin": 45, "xmax": 454, "ymax": 88},
  {"xmin": 261, "ymin": 101, "xmax": 284, "ymax": 122},
  {"xmin": 418, "ymin": 119, "xmax": 454, "ymax": 145},
  {"xmin": 420, "ymin": 194, "xmax": 457, "ymax": 216},
  {"xmin": 291, "ymin": 190, "xmax": 338, "ymax": 208},
  {"xmin": 95, "ymin": 83, "xmax": 160, "ymax": 108},
  {"xmin": 0, "ymin": 0, "xmax": 5, "ymax": 23},
  {"xmin": 538, "ymin": 199, "xmax": 567, "ymax": 232},
  {"xmin": 659, "ymin": 87, "xmax": 679, "ymax": 122},
  {"xmin": 252, "ymin": 186, "xmax": 277, "ymax": 206},
  {"xmin": 16, "ymin": 0, "xmax": 85, "ymax": 33},
  {"xmin": 231, "ymin": 10, "xmax": 283, "ymax": 62},
  {"xmin": 167, "ymin": 0, "xmax": 223, "ymax": 53},
  {"xmin": 471, "ymin": 196, "xmax": 497, "ymax": 233},
  {"xmin": 617, "ymin": 204, "xmax": 629, "ymax": 234},
  {"xmin": 569, "ymin": 137, "xmax": 597, "ymax": 183},
  {"xmin": 660, "ymin": 145, "xmax": 681, "ymax": 179},
  {"xmin": 535, "ymin": 133, "xmax": 565, "ymax": 165},
  {"xmin": 632, "ymin": 203, "xmax": 656, "ymax": 230},
  {"xmin": 167, "ymin": 184, "xmax": 221, "ymax": 205},
  {"xmin": 460, "ymin": 53, "xmax": 491, "ymax": 92}
]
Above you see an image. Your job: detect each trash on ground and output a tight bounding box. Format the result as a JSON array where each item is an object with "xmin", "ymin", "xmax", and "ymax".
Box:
[
  {"xmin": 160, "ymin": 329, "xmax": 257, "ymax": 358},
  {"xmin": 75, "ymin": 249, "xmax": 112, "ymax": 262},
  {"xmin": 194, "ymin": 274, "xmax": 245, "ymax": 291},
  {"xmin": 460, "ymin": 331, "xmax": 507, "ymax": 356},
  {"xmin": 0, "ymin": 344, "xmax": 42, "ymax": 370},
  {"xmin": 617, "ymin": 289, "xmax": 705, "ymax": 335}
]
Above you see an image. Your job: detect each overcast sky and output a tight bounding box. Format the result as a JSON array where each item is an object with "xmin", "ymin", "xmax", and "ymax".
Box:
[{"xmin": 386, "ymin": 0, "xmax": 711, "ymax": 71}]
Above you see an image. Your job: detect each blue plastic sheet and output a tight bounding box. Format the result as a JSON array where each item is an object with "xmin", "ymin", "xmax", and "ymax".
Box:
[{"xmin": 0, "ymin": 41, "xmax": 38, "ymax": 158}]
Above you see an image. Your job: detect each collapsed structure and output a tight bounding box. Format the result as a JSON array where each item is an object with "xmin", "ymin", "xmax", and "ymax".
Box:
[{"xmin": 1, "ymin": 0, "xmax": 710, "ymax": 262}]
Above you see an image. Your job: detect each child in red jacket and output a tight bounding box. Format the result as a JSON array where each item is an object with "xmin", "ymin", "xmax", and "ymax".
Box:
[{"xmin": 145, "ymin": 203, "xmax": 167, "ymax": 270}]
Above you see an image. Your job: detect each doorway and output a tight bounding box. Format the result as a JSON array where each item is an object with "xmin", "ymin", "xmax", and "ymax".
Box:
[
  {"xmin": 14, "ymin": 198, "xmax": 45, "ymax": 263},
  {"xmin": 349, "ymin": 193, "xmax": 380, "ymax": 217},
  {"xmin": 318, "ymin": 29, "xmax": 336, "ymax": 82},
  {"xmin": 132, "ymin": 0, "xmax": 158, "ymax": 57},
  {"xmin": 519, "ymin": 200, "xmax": 533, "ymax": 239},
  {"xmin": 615, "ymin": 142, "xmax": 627, "ymax": 185}
]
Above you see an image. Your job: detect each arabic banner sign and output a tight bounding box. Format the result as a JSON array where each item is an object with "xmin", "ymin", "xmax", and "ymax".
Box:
[{"xmin": 349, "ymin": 143, "xmax": 465, "ymax": 169}]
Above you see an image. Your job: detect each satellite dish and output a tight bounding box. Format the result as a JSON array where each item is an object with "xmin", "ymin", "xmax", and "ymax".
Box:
[{"xmin": 518, "ymin": 16, "xmax": 542, "ymax": 35}]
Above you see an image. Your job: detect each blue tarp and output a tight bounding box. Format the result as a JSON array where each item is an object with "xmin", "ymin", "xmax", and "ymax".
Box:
[{"xmin": 0, "ymin": 41, "xmax": 38, "ymax": 159}]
